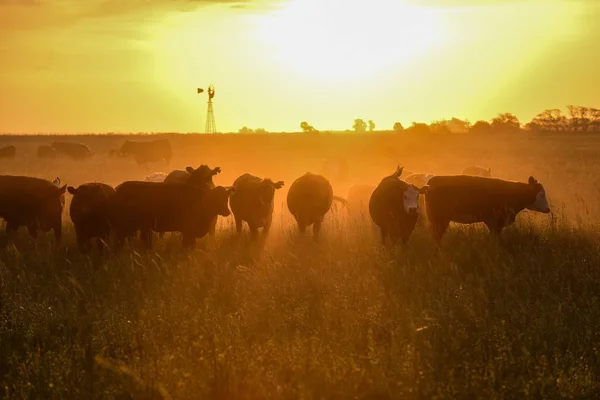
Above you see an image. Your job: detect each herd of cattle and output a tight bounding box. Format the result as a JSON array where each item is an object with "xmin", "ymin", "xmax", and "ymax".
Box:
[
  {"xmin": 0, "ymin": 139, "xmax": 172, "ymax": 166},
  {"xmin": 0, "ymin": 157, "xmax": 551, "ymax": 253}
]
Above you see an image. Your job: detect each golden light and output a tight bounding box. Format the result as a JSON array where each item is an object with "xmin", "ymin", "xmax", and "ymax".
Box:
[{"xmin": 254, "ymin": 0, "xmax": 447, "ymax": 83}]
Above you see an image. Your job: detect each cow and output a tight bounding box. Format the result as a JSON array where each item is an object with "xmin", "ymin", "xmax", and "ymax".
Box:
[
  {"xmin": 67, "ymin": 183, "xmax": 116, "ymax": 254},
  {"xmin": 346, "ymin": 184, "xmax": 376, "ymax": 220},
  {"xmin": 0, "ymin": 145, "xmax": 16, "ymax": 159},
  {"xmin": 144, "ymin": 172, "xmax": 168, "ymax": 183},
  {"xmin": 369, "ymin": 166, "xmax": 426, "ymax": 245},
  {"xmin": 51, "ymin": 141, "xmax": 93, "ymax": 160},
  {"xmin": 287, "ymin": 172, "xmax": 347, "ymax": 238},
  {"xmin": 0, "ymin": 175, "xmax": 67, "ymax": 241},
  {"xmin": 164, "ymin": 165, "xmax": 221, "ymax": 236},
  {"xmin": 113, "ymin": 139, "xmax": 172, "ymax": 166},
  {"xmin": 37, "ymin": 145, "xmax": 57, "ymax": 158},
  {"xmin": 461, "ymin": 166, "xmax": 492, "ymax": 177},
  {"xmin": 110, "ymin": 181, "xmax": 234, "ymax": 249},
  {"xmin": 424, "ymin": 175, "xmax": 551, "ymax": 243},
  {"xmin": 229, "ymin": 173, "xmax": 284, "ymax": 238}
]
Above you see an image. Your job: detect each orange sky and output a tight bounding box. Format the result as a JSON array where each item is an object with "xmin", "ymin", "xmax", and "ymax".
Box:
[{"xmin": 0, "ymin": 0, "xmax": 598, "ymax": 133}]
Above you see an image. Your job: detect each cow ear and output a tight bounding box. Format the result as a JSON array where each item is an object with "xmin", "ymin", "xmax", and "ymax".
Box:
[
  {"xmin": 186, "ymin": 166, "xmax": 195, "ymax": 174},
  {"xmin": 394, "ymin": 166, "xmax": 403, "ymax": 177},
  {"xmin": 58, "ymin": 184, "xmax": 67, "ymax": 195},
  {"xmin": 274, "ymin": 181, "xmax": 285, "ymax": 189},
  {"xmin": 67, "ymin": 186, "xmax": 77, "ymax": 195},
  {"xmin": 212, "ymin": 167, "xmax": 221, "ymax": 175},
  {"xmin": 528, "ymin": 176, "xmax": 536, "ymax": 185},
  {"xmin": 419, "ymin": 185, "xmax": 429, "ymax": 194}
]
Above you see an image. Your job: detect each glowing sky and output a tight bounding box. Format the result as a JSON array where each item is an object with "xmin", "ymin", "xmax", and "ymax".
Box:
[{"xmin": 0, "ymin": 0, "xmax": 598, "ymax": 133}]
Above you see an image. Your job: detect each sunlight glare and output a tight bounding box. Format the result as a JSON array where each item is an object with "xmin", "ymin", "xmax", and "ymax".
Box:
[{"xmin": 255, "ymin": 0, "xmax": 447, "ymax": 82}]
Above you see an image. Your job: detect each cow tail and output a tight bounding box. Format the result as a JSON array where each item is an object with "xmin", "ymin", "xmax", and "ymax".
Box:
[{"xmin": 332, "ymin": 196, "xmax": 349, "ymax": 208}]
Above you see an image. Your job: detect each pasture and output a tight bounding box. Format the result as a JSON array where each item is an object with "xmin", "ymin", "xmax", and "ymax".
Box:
[{"xmin": 1, "ymin": 132, "xmax": 600, "ymax": 399}]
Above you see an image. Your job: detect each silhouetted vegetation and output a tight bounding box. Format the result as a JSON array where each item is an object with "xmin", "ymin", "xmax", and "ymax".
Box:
[{"xmin": 1, "ymin": 132, "xmax": 600, "ymax": 398}]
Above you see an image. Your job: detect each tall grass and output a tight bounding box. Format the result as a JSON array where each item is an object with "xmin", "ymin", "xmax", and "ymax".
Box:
[{"xmin": 1, "ymin": 133, "xmax": 600, "ymax": 398}]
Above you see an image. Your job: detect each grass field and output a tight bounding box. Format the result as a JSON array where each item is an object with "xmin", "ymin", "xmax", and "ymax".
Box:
[{"xmin": 1, "ymin": 132, "xmax": 600, "ymax": 399}]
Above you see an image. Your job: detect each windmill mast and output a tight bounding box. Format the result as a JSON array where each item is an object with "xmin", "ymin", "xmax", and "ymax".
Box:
[{"xmin": 205, "ymin": 85, "xmax": 216, "ymax": 134}]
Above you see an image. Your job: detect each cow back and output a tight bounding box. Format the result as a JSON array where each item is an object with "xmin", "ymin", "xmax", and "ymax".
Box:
[{"xmin": 287, "ymin": 173, "xmax": 333, "ymax": 222}]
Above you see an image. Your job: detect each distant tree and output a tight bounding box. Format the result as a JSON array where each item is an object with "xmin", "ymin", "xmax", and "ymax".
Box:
[
  {"xmin": 368, "ymin": 120, "xmax": 376, "ymax": 132},
  {"xmin": 353, "ymin": 118, "xmax": 367, "ymax": 133},
  {"xmin": 447, "ymin": 117, "xmax": 471, "ymax": 133},
  {"xmin": 254, "ymin": 128, "xmax": 268, "ymax": 134},
  {"xmin": 491, "ymin": 113, "xmax": 521, "ymax": 132},
  {"xmin": 429, "ymin": 120, "xmax": 452, "ymax": 134},
  {"xmin": 405, "ymin": 122, "xmax": 431, "ymax": 135},
  {"xmin": 393, "ymin": 122, "xmax": 404, "ymax": 132},
  {"xmin": 526, "ymin": 109, "xmax": 567, "ymax": 132},
  {"xmin": 470, "ymin": 120, "xmax": 493, "ymax": 134},
  {"xmin": 300, "ymin": 121, "xmax": 317, "ymax": 133},
  {"xmin": 238, "ymin": 126, "xmax": 254, "ymax": 134}
]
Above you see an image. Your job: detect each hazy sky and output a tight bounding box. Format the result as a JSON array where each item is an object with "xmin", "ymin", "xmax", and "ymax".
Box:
[{"xmin": 1, "ymin": 0, "xmax": 598, "ymax": 133}]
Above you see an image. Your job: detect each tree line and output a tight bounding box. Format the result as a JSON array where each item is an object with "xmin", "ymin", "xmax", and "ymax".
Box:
[{"xmin": 236, "ymin": 105, "xmax": 600, "ymax": 134}]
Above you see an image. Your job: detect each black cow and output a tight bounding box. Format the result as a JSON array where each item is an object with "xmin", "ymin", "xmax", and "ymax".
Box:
[{"xmin": 110, "ymin": 181, "xmax": 234, "ymax": 249}]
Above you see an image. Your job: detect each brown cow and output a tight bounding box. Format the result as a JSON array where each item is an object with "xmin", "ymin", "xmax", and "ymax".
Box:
[
  {"xmin": 369, "ymin": 167, "xmax": 426, "ymax": 245},
  {"xmin": 112, "ymin": 139, "xmax": 172, "ymax": 166},
  {"xmin": 425, "ymin": 175, "xmax": 550, "ymax": 243},
  {"xmin": 110, "ymin": 181, "xmax": 234, "ymax": 249},
  {"xmin": 229, "ymin": 173, "xmax": 284, "ymax": 238},
  {"xmin": 287, "ymin": 173, "xmax": 346, "ymax": 238},
  {"xmin": 164, "ymin": 165, "xmax": 221, "ymax": 236},
  {"xmin": 51, "ymin": 141, "xmax": 93, "ymax": 159},
  {"xmin": 67, "ymin": 183, "xmax": 116, "ymax": 254},
  {"xmin": 0, "ymin": 145, "xmax": 16, "ymax": 159},
  {"xmin": 0, "ymin": 175, "xmax": 66, "ymax": 241}
]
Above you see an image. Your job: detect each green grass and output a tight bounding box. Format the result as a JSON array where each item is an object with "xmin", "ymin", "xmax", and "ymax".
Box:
[{"xmin": 1, "ymin": 133, "xmax": 600, "ymax": 399}]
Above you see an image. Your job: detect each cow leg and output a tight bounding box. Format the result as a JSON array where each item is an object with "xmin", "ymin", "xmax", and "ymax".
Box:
[
  {"xmin": 5, "ymin": 221, "xmax": 19, "ymax": 236},
  {"xmin": 313, "ymin": 217, "xmax": 324, "ymax": 239},
  {"xmin": 182, "ymin": 234, "xmax": 196, "ymax": 249},
  {"xmin": 297, "ymin": 221, "xmax": 306, "ymax": 234},
  {"xmin": 97, "ymin": 235, "xmax": 108, "ymax": 256},
  {"xmin": 249, "ymin": 224, "xmax": 259, "ymax": 240},
  {"xmin": 209, "ymin": 216, "xmax": 218, "ymax": 236},
  {"xmin": 114, "ymin": 234, "xmax": 125, "ymax": 252},
  {"xmin": 140, "ymin": 230, "xmax": 153, "ymax": 249},
  {"xmin": 263, "ymin": 214, "xmax": 273, "ymax": 237},
  {"xmin": 26, "ymin": 223, "xmax": 38, "ymax": 239},
  {"xmin": 484, "ymin": 220, "xmax": 504, "ymax": 236},
  {"xmin": 430, "ymin": 221, "xmax": 449, "ymax": 245},
  {"xmin": 235, "ymin": 216, "xmax": 243, "ymax": 234},
  {"xmin": 379, "ymin": 227, "xmax": 388, "ymax": 245},
  {"xmin": 51, "ymin": 219, "xmax": 63, "ymax": 243},
  {"xmin": 78, "ymin": 236, "xmax": 92, "ymax": 254}
]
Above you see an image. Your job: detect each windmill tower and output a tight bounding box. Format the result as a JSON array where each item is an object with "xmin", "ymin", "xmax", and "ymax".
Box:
[{"xmin": 205, "ymin": 84, "xmax": 216, "ymax": 134}]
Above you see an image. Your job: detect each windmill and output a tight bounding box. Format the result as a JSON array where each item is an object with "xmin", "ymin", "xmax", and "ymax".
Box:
[{"xmin": 196, "ymin": 85, "xmax": 217, "ymax": 133}]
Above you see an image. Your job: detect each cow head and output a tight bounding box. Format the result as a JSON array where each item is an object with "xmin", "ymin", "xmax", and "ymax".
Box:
[
  {"xmin": 210, "ymin": 186, "xmax": 235, "ymax": 217},
  {"xmin": 186, "ymin": 165, "xmax": 221, "ymax": 185},
  {"xmin": 526, "ymin": 176, "xmax": 550, "ymax": 213},
  {"xmin": 403, "ymin": 184, "xmax": 427, "ymax": 214},
  {"xmin": 259, "ymin": 179, "xmax": 284, "ymax": 206}
]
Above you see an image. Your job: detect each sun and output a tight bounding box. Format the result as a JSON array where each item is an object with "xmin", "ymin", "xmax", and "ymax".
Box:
[{"xmin": 254, "ymin": 0, "xmax": 447, "ymax": 83}]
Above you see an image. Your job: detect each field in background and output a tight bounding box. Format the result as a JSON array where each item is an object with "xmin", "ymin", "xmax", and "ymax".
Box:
[{"xmin": 1, "ymin": 132, "xmax": 600, "ymax": 399}]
